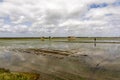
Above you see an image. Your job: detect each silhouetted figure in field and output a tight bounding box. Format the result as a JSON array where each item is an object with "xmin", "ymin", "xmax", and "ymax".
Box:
[
  {"xmin": 94, "ymin": 38, "xmax": 96, "ymax": 47},
  {"xmin": 94, "ymin": 38, "xmax": 96, "ymax": 42}
]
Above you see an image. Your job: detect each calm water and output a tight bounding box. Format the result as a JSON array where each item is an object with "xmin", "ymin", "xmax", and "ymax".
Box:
[{"xmin": 0, "ymin": 39, "xmax": 120, "ymax": 80}]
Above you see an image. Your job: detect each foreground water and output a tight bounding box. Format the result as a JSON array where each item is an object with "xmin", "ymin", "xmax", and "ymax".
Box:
[{"xmin": 0, "ymin": 39, "xmax": 120, "ymax": 80}]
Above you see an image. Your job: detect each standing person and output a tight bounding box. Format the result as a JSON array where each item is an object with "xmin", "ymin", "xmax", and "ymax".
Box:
[{"xmin": 94, "ymin": 38, "xmax": 96, "ymax": 47}]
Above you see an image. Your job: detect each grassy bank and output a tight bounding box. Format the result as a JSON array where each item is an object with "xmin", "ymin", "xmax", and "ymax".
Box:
[{"xmin": 0, "ymin": 68, "xmax": 39, "ymax": 80}]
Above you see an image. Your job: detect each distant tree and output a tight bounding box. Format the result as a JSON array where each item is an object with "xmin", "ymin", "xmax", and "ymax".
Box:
[
  {"xmin": 40, "ymin": 36, "xmax": 45, "ymax": 41},
  {"xmin": 68, "ymin": 36, "xmax": 76, "ymax": 41}
]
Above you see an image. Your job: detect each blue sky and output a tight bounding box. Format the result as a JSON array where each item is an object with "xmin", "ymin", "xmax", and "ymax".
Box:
[
  {"xmin": 0, "ymin": 0, "xmax": 3, "ymax": 2},
  {"xmin": 90, "ymin": 3, "xmax": 108, "ymax": 8},
  {"xmin": 0, "ymin": 0, "xmax": 120, "ymax": 37}
]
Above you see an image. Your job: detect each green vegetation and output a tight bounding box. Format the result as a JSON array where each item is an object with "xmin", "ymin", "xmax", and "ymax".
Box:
[
  {"xmin": 0, "ymin": 68, "xmax": 39, "ymax": 80},
  {"xmin": 0, "ymin": 37, "xmax": 120, "ymax": 43}
]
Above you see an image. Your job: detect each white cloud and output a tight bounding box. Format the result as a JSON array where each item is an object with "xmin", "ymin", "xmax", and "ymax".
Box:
[{"xmin": 0, "ymin": 0, "xmax": 120, "ymax": 37}]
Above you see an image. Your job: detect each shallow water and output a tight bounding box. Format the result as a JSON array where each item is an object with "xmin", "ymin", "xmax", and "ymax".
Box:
[{"xmin": 0, "ymin": 39, "xmax": 120, "ymax": 80}]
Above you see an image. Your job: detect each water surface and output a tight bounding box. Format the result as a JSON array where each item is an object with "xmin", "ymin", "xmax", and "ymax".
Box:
[{"xmin": 0, "ymin": 39, "xmax": 120, "ymax": 80}]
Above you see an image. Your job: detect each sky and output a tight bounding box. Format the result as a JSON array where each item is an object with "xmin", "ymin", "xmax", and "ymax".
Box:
[{"xmin": 0, "ymin": 0, "xmax": 120, "ymax": 37}]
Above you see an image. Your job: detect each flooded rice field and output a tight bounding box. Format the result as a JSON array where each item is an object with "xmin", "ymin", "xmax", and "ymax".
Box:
[{"xmin": 0, "ymin": 39, "xmax": 120, "ymax": 80}]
